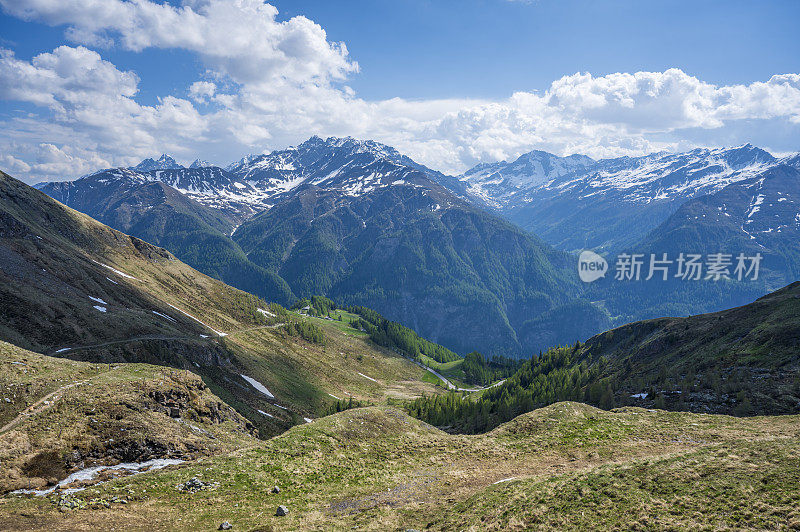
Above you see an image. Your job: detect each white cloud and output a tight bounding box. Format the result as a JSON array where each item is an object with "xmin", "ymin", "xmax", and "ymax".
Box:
[
  {"xmin": 0, "ymin": 45, "xmax": 207, "ymax": 178},
  {"xmin": 0, "ymin": 1, "xmax": 799, "ymax": 182},
  {"xmin": 188, "ymin": 81, "xmax": 216, "ymax": 102},
  {"xmin": 0, "ymin": 0, "xmax": 357, "ymax": 86}
]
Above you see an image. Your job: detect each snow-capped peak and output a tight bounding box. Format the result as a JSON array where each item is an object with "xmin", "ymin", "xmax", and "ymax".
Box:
[
  {"xmin": 459, "ymin": 150, "xmax": 597, "ymax": 208},
  {"xmin": 132, "ymin": 154, "xmax": 184, "ymax": 172},
  {"xmin": 189, "ymin": 159, "xmax": 213, "ymax": 169},
  {"xmin": 223, "ymin": 135, "xmax": 430, "ymax": 201}
]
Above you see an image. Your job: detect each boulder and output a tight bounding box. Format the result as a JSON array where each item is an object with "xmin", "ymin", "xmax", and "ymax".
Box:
[{"xmin": 276, "ymin": 505, "xmax": 288, "ymax": 517}]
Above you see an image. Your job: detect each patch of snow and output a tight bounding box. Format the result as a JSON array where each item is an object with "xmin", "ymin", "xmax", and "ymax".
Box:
[
  {"xmin": 747, "ymin": 194, "xmax": 766, "ymax": 219},
  {"xmin": 257, "ymin": 308, "xmax": 276, "ymax": 318},
  {"xmin": 328, "ymin": 393, "xmax": 341, "ymax": 400},
  {"xmin": 304, "ymin": 417, "xmax": 313, "ymax": 423},
  {"xmin": 493, "ymin": 477, "xmax": 516, "ymax": 485},
  {"xmin": 93, "ymin": 305, "xmax": 107, "ymax": 313},
  {"xmin": 240, "ymin": 374, "xmax": 274, "ymax": 398},
  {"xmin": 357, "ymin": 372, "xmax": 378, "ymax": 383},
  {"xmin": 630, "ymin": 393, "xmax": 648, "ymax": 399},
  {"xmin": 105, "ymin": 277, "xmax": 118, "ymax": 285},
  {"xmin": 92, "ymin": 260, "xmax": 138, "ymax": 280},
  {"xmin": 258, "ymin": 409, "xmax": 274, "ymax": 418},
  {"xmin": 166, "ymin": 303, "xmax": 227, "ymax": 336},
  {"xmin": 89, "ymin": 296, "xmax": 107, "ymax": 305},
  {"xmin": 54, "ymin": 348, "xmax": 70, "ymax": 353},
  {"xmin": 152, "ymin": 311, "xmax": 176, "ymax": 322}
]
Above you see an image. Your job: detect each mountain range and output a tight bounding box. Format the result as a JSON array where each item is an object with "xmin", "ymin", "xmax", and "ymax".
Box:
[
  {"xmin": 457, "ymin": 144, "xmax": 790, "ymax": 252},
  {"xmin": 2, "ymin": 164, "xmax": 800, "ymax": 531},
  {"xmin": 38, "ymin": 138, "xmax": 611, "ymax": 356},
  {"xmin": 34, "ymin": 137, "xmax": 800, "ymax": 357}
]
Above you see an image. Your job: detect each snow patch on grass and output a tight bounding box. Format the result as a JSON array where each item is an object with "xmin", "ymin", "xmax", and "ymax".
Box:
[
  {"xmin": 240, "ymin": 374, "xmax": 275, "ymax": 398},
  {"xmin": 92, "ymin": 260, "xmax": 138, "ymax": 280},
  {"xmin": 152, "ymin": 310, "xmax": 176, "ymax": 322},
  {"xmin": 166, "ymin": 303, "xmax": 227, "ymax": 336},
  {"xmin": 11, "ymin": 459, "xmax": 183, "ymax": 496}
]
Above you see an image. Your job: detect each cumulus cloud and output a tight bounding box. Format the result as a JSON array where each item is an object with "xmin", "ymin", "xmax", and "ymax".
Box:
[
  {"xmin": 1, "ymin": 1, "xmax": 799, "ymax": 182},
  {"xmin": 0, "ymin": 45, "xmax": 207, "ymax": 177},
  {"xmin": 0, "ymin": 0, "xmax": 357, "ymax": 86},
  {"xmin": 188, "ymin": 81, "xmax": 216, "ymax": 102}
]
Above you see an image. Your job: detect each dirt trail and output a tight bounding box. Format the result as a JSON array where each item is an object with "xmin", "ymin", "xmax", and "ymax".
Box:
[
  {"xmin": 49, "ymin": 335, "xmax": 208, "ymax": 355},
  {"xmin": 0, "ymin": 373, "xmax": 109, "ymax": 435},
  {"xmin": 48, "ymin": 323, "xmax": 286, "ymax": 356}
]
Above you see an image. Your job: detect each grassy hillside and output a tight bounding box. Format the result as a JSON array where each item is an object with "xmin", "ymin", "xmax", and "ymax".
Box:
[
  {"xmin": 408, "ymin": 281, "xmax": 800, "ymax": 433},
  {"xmin": 580, "ymin": 279, "xmax": 800, "ymax": 413},
  {"xmin": 2, "ymin": 403, "xmax": 799, "ymax": 530},
  {"xmin": 0, "ymin": 341, "xmax": 256, "ymax": 494},
  {"xmin": 0, "ymin": 171, "xmax": 440, "ymax": 437}
]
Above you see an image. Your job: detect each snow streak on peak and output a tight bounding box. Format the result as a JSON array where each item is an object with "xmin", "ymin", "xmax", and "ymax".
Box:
[{"xmin": 132, "ymin": 154, "xmax": 183, "ymax": 172}]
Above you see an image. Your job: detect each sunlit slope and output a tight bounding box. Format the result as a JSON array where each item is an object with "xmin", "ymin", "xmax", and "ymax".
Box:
[
  {"xmin": 3, "ymin": 402, "xmax": 799, "ymax": 530},
  {"xmin": 0, "ymin": 341, "xmax": 257, "ymax": 494}
]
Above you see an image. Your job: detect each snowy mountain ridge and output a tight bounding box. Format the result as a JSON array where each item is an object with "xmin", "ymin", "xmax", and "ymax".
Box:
[
  {"xmin": 459, "ymin": 144, "xmax": 791, "ymax": 209},
  {"xmin": 68, "ymin": 139, "xmax": 800, "ymax": 238},
  {"xmin": 70, "ymin": 137, "xmax": 441, "ymax": 219}
]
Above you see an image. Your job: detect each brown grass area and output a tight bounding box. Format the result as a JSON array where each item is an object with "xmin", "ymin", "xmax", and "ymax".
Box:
[{"xmin": 3, "ymin": 403, "xmax": 799, "ymax": 531}]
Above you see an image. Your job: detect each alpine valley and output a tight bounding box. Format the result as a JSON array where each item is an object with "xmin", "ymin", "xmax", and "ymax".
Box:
[
  {"xmin": 3, "ymin": 1, "xmax": 800, "ymax": 529},
  {"xmin": 37, "ymin": 137, "xmax": 800, "ymax": 357},
  {"xmin": 2, "ymin": 147, "xmax": 800, "ymax": 529},
  {"xmin": 0, "ymin": 167, "xmax": 800, "ymax": 530}
]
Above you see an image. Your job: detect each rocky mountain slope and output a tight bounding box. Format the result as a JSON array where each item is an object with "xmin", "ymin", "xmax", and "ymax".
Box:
[
  {"xmin": 583, "ymin": 164, "xmax": 800, "ymax": 323},
  {"xmin": 0, "ymin": 341, "xmax": 256, "ymax": 494},
  {"xmin": 37, "ymin": 170, "xmax": 293, "ymax": 304},
  {"xmin": 1, "ymin": 170, "xmax": 440, "ymax": 437}
]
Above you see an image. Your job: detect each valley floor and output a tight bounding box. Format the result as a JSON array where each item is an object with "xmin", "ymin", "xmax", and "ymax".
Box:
[{"xmin": 2, "ymin": 402, "xmax": 799, "ymax": 531}]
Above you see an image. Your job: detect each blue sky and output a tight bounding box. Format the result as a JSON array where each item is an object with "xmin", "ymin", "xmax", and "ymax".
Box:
[
  {"xmin": 1, "ymin": 0, "xmax": 799, "ymax": 182},
  {"xmin": 269, "ymin": 0, "xmax": 800, "ymax": 99}
]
